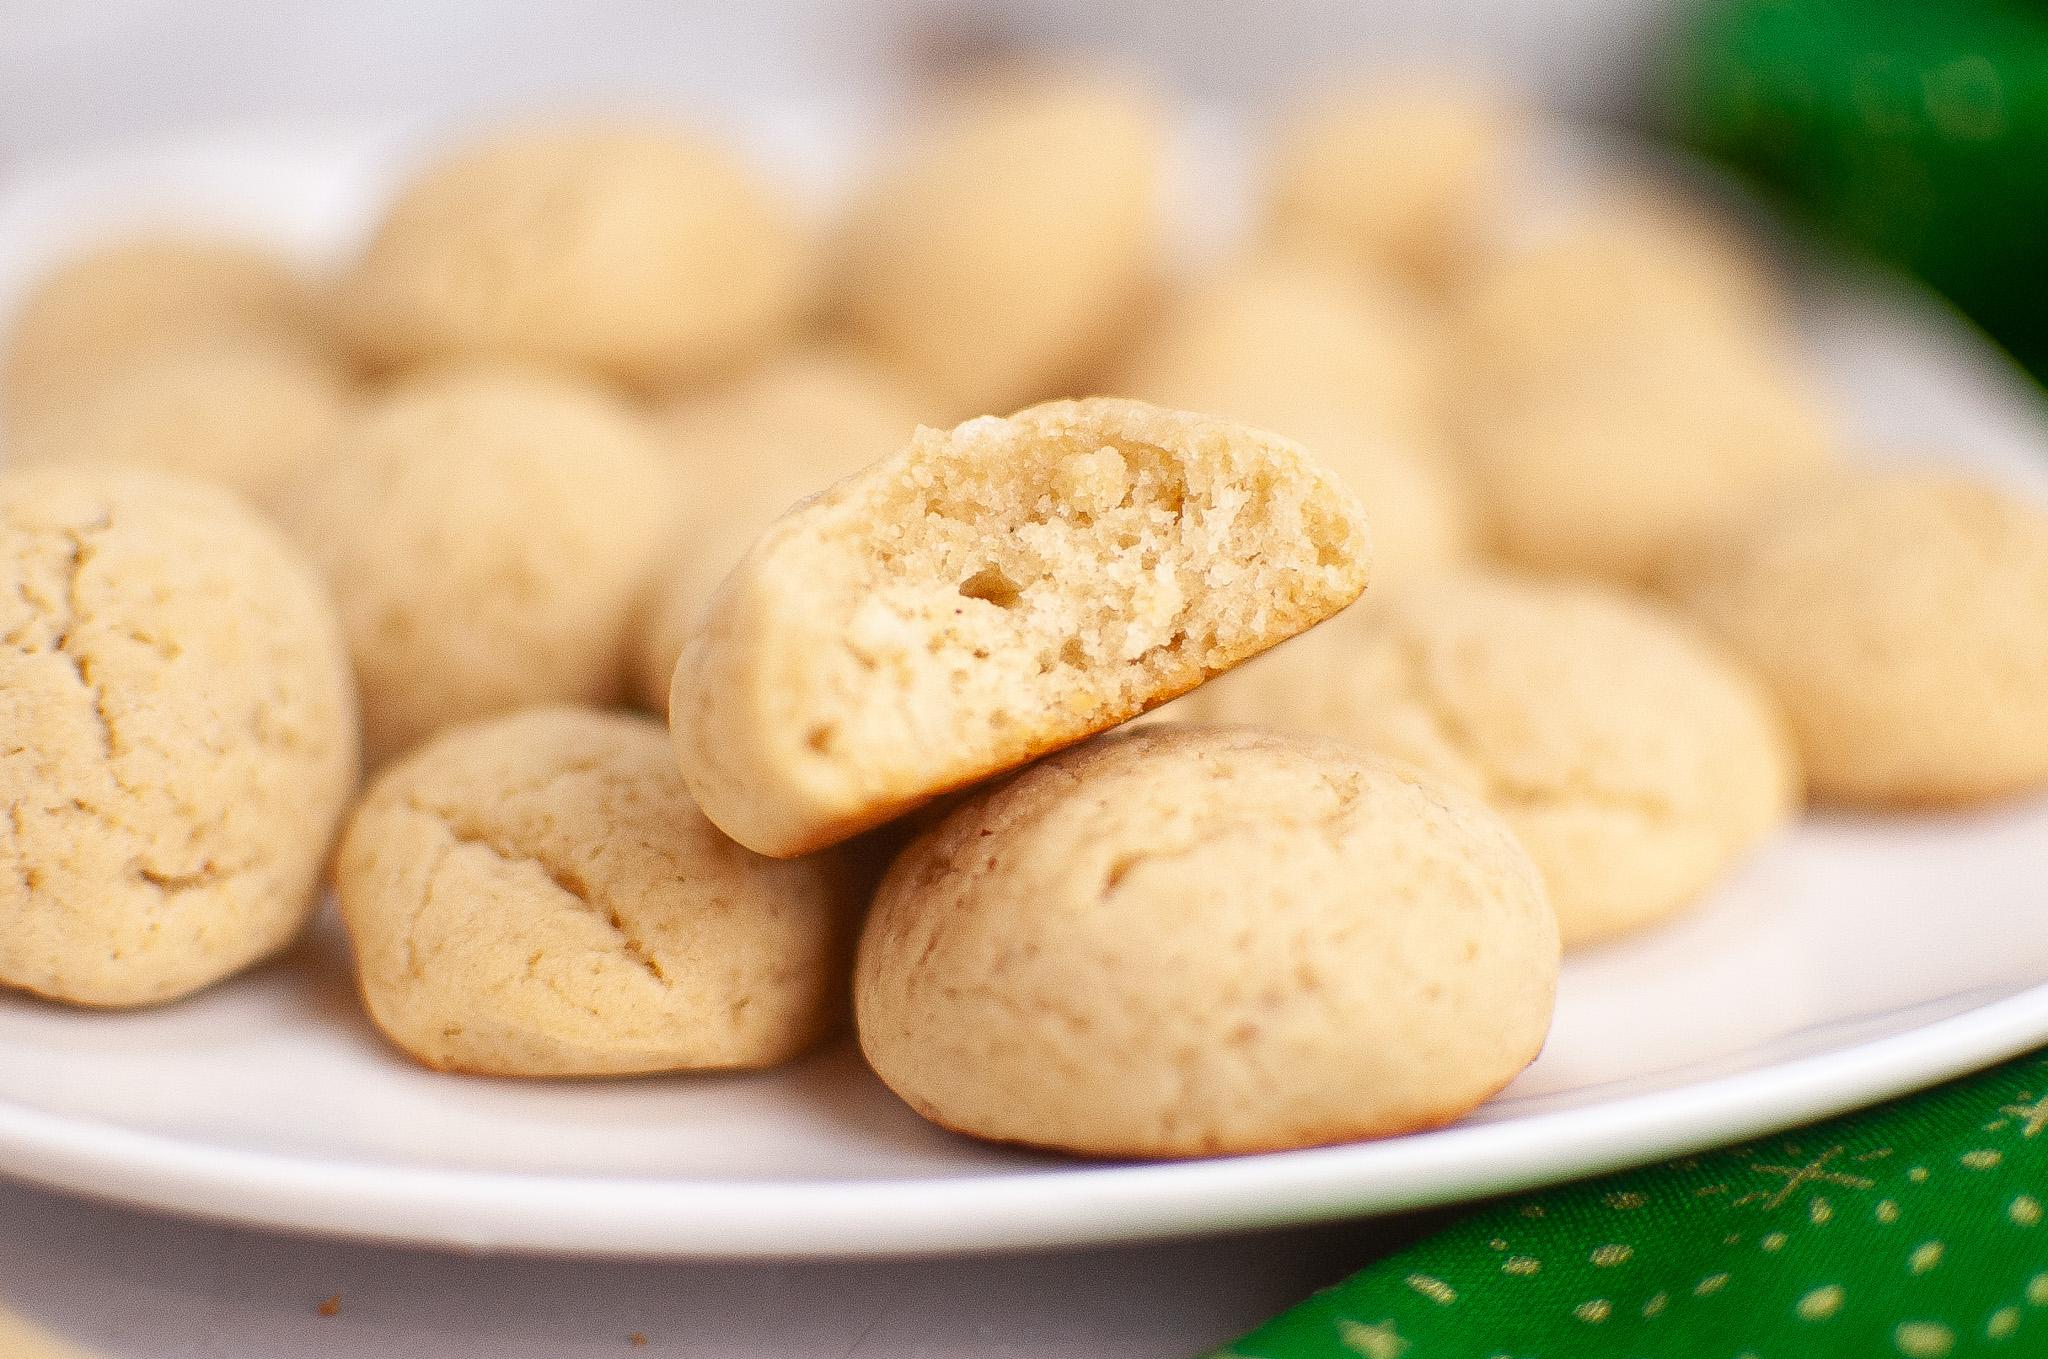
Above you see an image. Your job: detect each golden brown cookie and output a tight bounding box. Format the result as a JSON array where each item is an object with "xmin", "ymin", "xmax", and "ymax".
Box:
[
  {"xmin": 831, "ymin": 71, "xmax": 1165, "ymax": 418},
  {"xmin": 671, "ymin": 397, "xmax": 1371, "ymax": 857},
  {"xmin": 338, "ymin": 706, "xmax": 859, "ymax": 1075},
  {"xmin": 6, "ymin": 340, "xmax": 355, "ymax": 511},
  {"xmin": 855, "ymin": 724, "xmax": 1557, "ymax": 1158},
  {"xmin": 628, "ymin": 348, "xmax": 931, "ymax": 713},
  {"xmin": 338, "ymin": 124, "xmax": 810, "ymax": 389},
  {"xmin": 1183, "ymin": 571, "xmax": 1800, "ymax": 947},
  {"xmin": 0, "ymin": 467, "xmax": 359, "ymax": 1006},
  {"xmin": 3, "ymin": 235, "xmax": 325, "ymax": 432},
  {"xmin": 1661, "ymin": 468, "xmax": 2048, "ymax": 807},
  {"xmin": 285, "ymin": 366, "xmax": 678, "ymax": 767}
]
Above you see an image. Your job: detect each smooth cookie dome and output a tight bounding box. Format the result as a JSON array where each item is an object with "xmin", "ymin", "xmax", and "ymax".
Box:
[
  {"xmin": 1664, "ymin": 469, "xmax": 2048, "ymax": 807},
  {"xmin": 855, "ymin": 725, "xmax": 1557, "ymax": 1158},
  {"xmin": 338, "ymin": 706, "xmax": 859, "ymax": 1076},
  {"xmin": 0, "ymin": 467, "xmax": 359, "ymax": 1006},
  {"xmin": 339, "ymin": 124, "xmax": 810, "ymax": 388},
  {"xmin": 1183, "ymin": 571, "xmax": 1801, "ymax": 947}
]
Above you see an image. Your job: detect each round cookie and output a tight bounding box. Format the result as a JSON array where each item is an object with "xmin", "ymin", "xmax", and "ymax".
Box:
[
  {"xmin": 6, "ymin": 340, "xmax": 355, "ymax": 511},
  {"xmin": 832, "ymin": 71, "xmax": 1165, "ymax": 419},
  {"xmin": 629, "ymin": 348, "xmax": 931, "ymax": 713},
  {"xmin": 855, "ymin": 725, "xmax": 1558, "ymax": 1158},
  {"xmin": 338, "ymin": 706, "xmax": 859, "ymax": 1075},
  {"xmin": 1114, "ymin": 253, "xmax": 1476, "ymax": 586},
  {"xmin": 1461, "ymin": 329, "xmax": 1836, "ymax": 584},
  {"xmin": 338, "ymin": 124, "xmax": 810, "ymax": 390},
  {"xmin": 1661, "ymin": 468, "xmax": 2048, "ymax": 807},
  {"xmin": 1183, "ymin": 571, "xmax": 1801, "ymax": 947},
  {"xmin": 285, "ymin": 365, "xmax": 679, "ymax": 767},
  {"xmin": 672, "ymin": 397, "xmax": 1371, "ymax": 858},
  {"xmin": 1263, "ymin": 80, "xmax": 1512, "ymax": 293},
  {"xmin": 3, "ymin": 235, "xmax": 325, "ymax": 433},
  {"xmin": 0, "ymin": 467, "xmax": 359, "ymax": 1007}
]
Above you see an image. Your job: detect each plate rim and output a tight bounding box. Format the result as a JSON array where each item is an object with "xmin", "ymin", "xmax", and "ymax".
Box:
[{"xmin": 3, "ymin": 978, "xmax": 2046, "ymax": 1258}]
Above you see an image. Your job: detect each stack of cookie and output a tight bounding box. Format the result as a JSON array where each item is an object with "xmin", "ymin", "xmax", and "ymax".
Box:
[{"xmin": 2, "ymin": 63, "xmax": 2044, "ymax": 1165}]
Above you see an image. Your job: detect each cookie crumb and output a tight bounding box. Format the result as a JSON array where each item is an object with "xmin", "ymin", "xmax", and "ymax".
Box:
[
  {"xmin": 631, "ymin": 1335, "xmax": 649, "ymax": 1347},
  {"xmin": 317, "ymin": 1294, "xmax": 342, "ymax": 1317}
]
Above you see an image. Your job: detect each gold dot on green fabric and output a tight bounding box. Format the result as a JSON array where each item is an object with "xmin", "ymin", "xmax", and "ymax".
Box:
[
  {"xmin": 1502, "ymin": 1256, "xmax": 1540, "ymax": 1276},
  {"xmin": 1574, "ymin": 1298, "xmax": 1612, "ymax": 1324},
  {"xmin": 1335, "ymin": 1317, "xmax": 1409, "ymax": 1359},
  {"xmin": 1878, "ymin": 1200, "xmax": 1902, "ymax": 1224},
  {"xmin": 1605, "ymin": 1191, "xmax": 1645, "ymax": 1210},
  {"xmin": 1487, "ymin": 1238, "xmax": 1508, "ymax": 1251},
  {"xmin": 2012, "ymin": 1196, "xmax": 2043, "ymax": 1227},
  {"xmin": 1519, "ymin": 1204, "xmax": 1544, "ymax": 1219},
  {"xmin": 1989, "ymin": 1306, "xmax": 2021, "ymax": 1340},
  {"xmin": 1895, "ymin": 1319, "xmax": 1956, "ymax": 1357},
  {"xmin": 1404, "ymin": 1274, "xmax": 1456, "ymax": 1306},
  {"xmin": 1910, "ymin": 1167, "xmax": 1930, "ymax": 1182},
  {"xmin": 1812, "ymin": 1195, "xmax": 1834, "ymax": 1224},
  {"xmin": 1797, "ymin": 1284, "xmax": 1845, "ymax": 1321},
  {"xmin": 2026, "ymin": 1273, "xmax": 2048, "ymax": 1306},
  {"xmin": 1695, "ymin": 1273, "xmax": 1731, "ymax": 1297},
  {"xmin": 1963, "ymin": 1149, "xmax": 2004, "ymax": 1170},
  {"xmin": 1590, "ymin": 1244, "xmax": 1633, "ymax": 1267},
  {"xmin": 1911, "ymin": 1241, "xmax": 1946, "ymax": 1275},
  {"xmin": 1762, "ymin": 1231, "xmax": 1789, "ymax": 1252},
  {"xmin": 1642, "ymin": 1291, "xmax": 1668, "ymax": 1318},
  {"xmin": 1724, "ymin": 1232, "xmax": 1742, "ymax": 1245}
]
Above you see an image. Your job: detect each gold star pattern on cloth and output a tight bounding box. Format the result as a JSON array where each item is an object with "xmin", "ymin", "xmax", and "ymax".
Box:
[{"xmin": 1207, "ymin": 1048, "xmax": 2048, "ymax": 1358}]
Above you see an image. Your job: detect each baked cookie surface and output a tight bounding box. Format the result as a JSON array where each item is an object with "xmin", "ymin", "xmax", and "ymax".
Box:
[
  {"xmin": 1184, "ymin": 571, "xmax": 1801, "ymax": 947},
  {"xmin": 671, "ymin": 397, "xmax": 1371, "ymax": 857},
  {"xmin": 0, "ymin": 467, "xmax": 359, "ymax": 1006},
  {"xmin": 1663, "ymin": 469, "xmax": 2048, "ymax": 807},
  {"xmin": 855, "ymin": 724, "xmax": 1557, "ymax": 1158},
  {"xmin": 285, "ymin": 365, "xmax": 678, "ymax": 767},
  {"xmin": 338, "ymin": 706, "xmax": 858, "ymax": 1076}
]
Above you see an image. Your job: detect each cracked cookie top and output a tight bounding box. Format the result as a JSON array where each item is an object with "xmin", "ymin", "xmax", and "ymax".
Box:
[
  {"xmin": 1181, "ymin": 569, "xmax": 1801, "ymax": 947},
  {"xmin": 855, "ymin": 724, "xmax": 1556, "ymax": 1158},
  {"xmin": 670, "ymin": 396, "xmax": 1371, "ymax": 858},
  {"xmin": 336, "ymin": 705, "xmax": 859, "ymax": 1076},
  {"xmin": 0, "ymin": 466, "xmax": 359, "ymax": 1006}
]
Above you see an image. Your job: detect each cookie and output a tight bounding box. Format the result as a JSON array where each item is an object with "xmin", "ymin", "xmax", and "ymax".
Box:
[
  {"xmin": 855, "ymin": 724, "xmax": 1557, "ymax": 1158},
  {"xmin": 1264, "ymin": 80, "xmax": 1512, "ymax": 293},
  {"xmin": 338, "ymin": 124, "xmax": 810, "ymax": 390},
  {"xmin": 0, "ymin": 467, "xmax": 359, "ymax": 1006},
  {"xmin": 1661, "ymin": 469, "xmax": 2048, "ymax": 807},
  {"xmin": 1462, "ymin": 329, "xmax": 1835, "ymax": 585},
  {"xmin": 628, "ymin": 348, "xmax": 931, "ymax": 713},
  {"xmin": 1114, "ymin": 253, "xmax": 1476, "ymax": 585},
  {"xmin": 284, "ymin": 366, "xmax": 678, "ymax": 767},
  {"xmin": 671, "ymin": 397, "xmax": 1371, "ymax": 858},
  {"xmin": 3, "ymin": 235, "xmax": 324, "ymax": 433},
  {"xmin": 1184, "ymin": 571, "xmax": 1801, "ymax": 947},
  {"xmin": 6, "ymin": 340, "xmax": 355, "ymax": 511},
  {"xmin": 338, "ymin": 706, "xmax": 858, "ymax": 1075},
  {"xmin": 832, "ymin": 71, "xmax": 1164, "ymax": 418}
]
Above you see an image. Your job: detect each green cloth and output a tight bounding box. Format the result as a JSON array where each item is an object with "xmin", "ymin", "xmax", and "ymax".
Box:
[
  {"xmin": 1207, "ymin": 1046, "xmax": 2048, "ymax": 1357},
  {"xmin": 1669, "ymin": 0, "xmax": 2048, "ymax": 382}
]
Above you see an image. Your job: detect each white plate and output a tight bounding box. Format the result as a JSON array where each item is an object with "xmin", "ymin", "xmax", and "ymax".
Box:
[{"xmin": 2, "ymin": 126, "xmax": 2048, "ymax": 1260}]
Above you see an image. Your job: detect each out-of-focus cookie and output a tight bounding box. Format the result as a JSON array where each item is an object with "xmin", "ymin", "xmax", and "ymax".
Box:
[
  {"xmin": 0, "ymin": 467, "xmax": 359, "ymax": 1007},
  {"xmin": 338, "ymin": 124, "xmax": 810, "ymax": 390},
  {"xmin": 1264, "ymin": 80, "xmax": 1512, "ymax": 293},
  {"xmin": 1114, "ymin": 253, "xmax": 1476, "ymax": 585},
  {"xmin": 628, "ymin": 348, "xmax": 930, "ymax": 713},
  {"xmin": 672, "ymin": 397, "xmax": 1371, "ymax": 858},
  {"xmin": 1662, "ymin": 469, "xmax": 2048, "ymax": 807},
  {"xmin": 855, "ymin": 724, "xmax": 1557, "ymax": 1158},
  {"xmin": 1184, "ymin": 571, "xmax": 1800, "ymax": 947},
  {"xmin": 2, "ymin": 235, "xmax": 325, "ymax": 432},
  {"xmin": 6, "ymin": 341, "xmax": 355, "ymax": 510},
  {"xmin": 285, "ymin": 366, "xmax": 678, "ymax": 767},
  {"xmin": 1462, "ymin": 331, "xmax": 1835, "ymax": 584},
  {"xmin": 832, "ymin": 71, "xmax": 1165, "ymax": 419},
  {"xmin": 339, "ymin": 707, "xmax": 857, "ymax": 1075}
]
